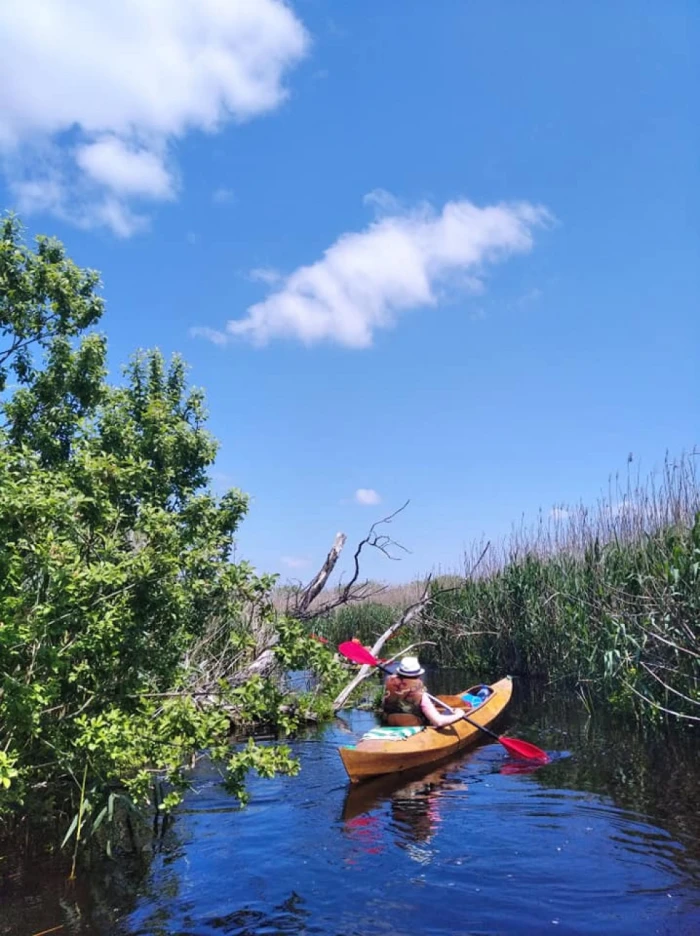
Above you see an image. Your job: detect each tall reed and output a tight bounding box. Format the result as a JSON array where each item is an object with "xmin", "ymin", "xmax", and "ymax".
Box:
[{"xmin": 318, "ymin": 452, "xmax": 700, "ymax": 721}]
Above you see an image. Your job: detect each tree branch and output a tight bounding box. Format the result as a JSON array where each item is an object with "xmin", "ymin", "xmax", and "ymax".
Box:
[
  {"xmin": 288, "ymin": 502, "xmax": 411, "ymax": 621},
  {"xmin": 296, "ymin": 532, "xmax": 347, "ymax": 616},
  {"xmin": 621, "ymin": 679, "xmax": 700, "ymax": 723},
  {"xmin": 333, "ymin": 576, "xmax": 433, "ymax": 711}
]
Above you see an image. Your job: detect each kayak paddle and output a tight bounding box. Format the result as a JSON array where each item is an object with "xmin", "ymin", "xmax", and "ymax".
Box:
[{"xmin": 337, "ymin": 640, "xmax": 549, "ymax": 764}]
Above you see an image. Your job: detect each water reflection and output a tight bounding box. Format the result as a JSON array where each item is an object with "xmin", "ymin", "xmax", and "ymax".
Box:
[
  {"xmin": 341, "ymin": 746, "xmax": 560, "ymax": 867},
  {"xmin": 344, "ymin": 759, "xmax": 468, "ymax": 833},
  {"xmin": 344, "ymin": 763, "xmax": 472, "ymax": 872},
  {"xmin": 1, "ymin": 679, "xmax": 699, "ymax": 936},
  {"xmin": 342, "ymin": 752, "xmax": 490, "ymax": 865},
  {"xmin": 341, "ymin": 765, "xmax": 457, "ymax": 879}
]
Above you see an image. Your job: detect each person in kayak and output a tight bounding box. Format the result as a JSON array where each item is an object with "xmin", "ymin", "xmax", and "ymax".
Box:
[{"xmin": 382, "ymin": 656, "xmax": 467, "ymax": 728}]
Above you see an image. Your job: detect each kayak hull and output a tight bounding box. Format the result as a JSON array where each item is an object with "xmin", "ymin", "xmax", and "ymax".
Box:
[{"xmin": 338, "ymin": 676, "xmax": 513, "ymax": 783}]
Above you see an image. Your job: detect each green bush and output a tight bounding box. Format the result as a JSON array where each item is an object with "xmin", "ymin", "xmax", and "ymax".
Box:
[{"xmin": 0, "ymin": 215, "xmax": 342, "ymax": 846}]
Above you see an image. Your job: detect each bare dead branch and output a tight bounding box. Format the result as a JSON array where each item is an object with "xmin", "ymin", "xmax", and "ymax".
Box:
[
  {"xmin": 639, "ymin": 661, "xmax": 700, "ymax": 708},
  {"xmin": 333, "ymin": 575, "xmax": 433, "ymax": 711},
  {"xmin": 330, "ymin": 500, "xmax": 410, "ymax": 607},
  {"xmin": 304, "ymin": 580, "xmax": 389, "ymax": 621},
  {"xmin": 288, "ymin": 502, "xmax": 411, "ymax": 621},
  {"xmin": 296, "ymin": 532, "xmax": 347, "ymax": 616},
  {"xmin": 620, "ymin": 679, "xmax": 700, "ymax": 723}
]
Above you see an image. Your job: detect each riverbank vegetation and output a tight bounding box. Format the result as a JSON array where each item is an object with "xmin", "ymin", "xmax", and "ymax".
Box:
[
  {"xmin": 317, "ymin": 454, "xmax": 700, "ymax": 723},
  {"xmin": 0, "ymin": 216, "xmax": 346, "ymax": 849}
]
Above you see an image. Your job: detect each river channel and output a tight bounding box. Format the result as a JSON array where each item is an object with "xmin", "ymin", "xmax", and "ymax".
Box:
[{"xmin": 2, "ymin": 676, "xmax": 699, "ymax": 935}]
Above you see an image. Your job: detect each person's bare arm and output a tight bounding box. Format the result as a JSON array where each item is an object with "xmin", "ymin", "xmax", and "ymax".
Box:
[{"xmin": 420, "ymin": 693, "xmax": 466, "ymax": 728}]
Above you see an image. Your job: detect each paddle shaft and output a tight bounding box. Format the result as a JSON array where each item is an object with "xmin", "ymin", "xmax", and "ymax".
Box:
[{"xmin": 425, "ymin": 690, "xmax": 503, "ymax": 740}]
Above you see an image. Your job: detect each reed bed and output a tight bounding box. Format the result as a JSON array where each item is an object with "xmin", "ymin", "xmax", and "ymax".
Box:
[{"xmin": 316, "ymin": 452, "xmax": 700, "ymax": 721}]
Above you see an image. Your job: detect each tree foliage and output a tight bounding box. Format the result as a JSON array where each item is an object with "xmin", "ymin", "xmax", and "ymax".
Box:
[{"xmin": 0, "ymin": 215, "xmax": 343, "ymax": 846}]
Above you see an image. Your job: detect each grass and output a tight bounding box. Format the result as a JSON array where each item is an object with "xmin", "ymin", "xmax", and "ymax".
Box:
[{"xmin": 314, "ymin": 451, "xmax": 700, "ymax": 722}]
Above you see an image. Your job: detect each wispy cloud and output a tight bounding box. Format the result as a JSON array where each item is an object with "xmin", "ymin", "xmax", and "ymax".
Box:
[
  {"xmin": 281, "ymin": 555, "xmax": 311, "ymax": 570},
  {"xmin": 362, "ymin": 187, "xmax": 402, "ymax": 214},
  {"xmin": 212, "ymin": 187, "xmax": 235, "ymax": 205},
  {"xmin": 0, "ymin": 0, "xmax": 309, "ymax": 235},
  {"xmin": 249, "ymin": 266, "xmax": 283, "ymax": 286},
  {"xmin": 355, "ymin": 488, "xmax": 382, "ymax": 506},
  {"xmin": 194, "ymin": 195, "xmax": 551, "ymax": 348},
  {"xmin": 515, "ymin": 286, "xmax": 543, "ymax": 307},
  {"xmin": 210, "ymin": 470, "xmax": 237, "ymax": 490},
  {"xmin": 610, "ymin": 498, "xmax": 638, "ymax": 518},
  {"xmin": 190, "ymin": 326, "xmax": 228, "ymax": 347}
]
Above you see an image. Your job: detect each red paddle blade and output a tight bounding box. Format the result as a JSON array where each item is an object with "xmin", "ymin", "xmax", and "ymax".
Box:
[
  {"xmin": 499, "ymin": 736, "xmax": 549, "ymax": 764},
  {"xmin": 338, "ymin": 641, "xmax": 379, "ymax": 667},
  {"xmin": 339, "ymin": 640, "xmax": 549, "ymax": 764}
]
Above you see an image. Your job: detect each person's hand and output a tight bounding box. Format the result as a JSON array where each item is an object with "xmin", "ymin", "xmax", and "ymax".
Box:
[{"xmin": 453, "ymin": 707, "xmax": 466, "ymax": 718}]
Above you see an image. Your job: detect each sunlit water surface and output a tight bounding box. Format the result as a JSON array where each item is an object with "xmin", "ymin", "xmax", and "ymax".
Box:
[{"xmin": 2, "ymin": 678, "xmax": 699, "ymax": 935}]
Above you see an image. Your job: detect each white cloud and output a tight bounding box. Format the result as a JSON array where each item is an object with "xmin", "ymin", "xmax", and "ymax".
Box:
[
  {"xmin": 0, "ymin": 0, "xmax": 309, "ymax": 234},
  {"xmin": 212, "ymin": 187, "xmax": 236, "ymax": 204},
  {"xmin": 249, "ymin": 266, "xmax": 283, "ymax": 286},
  {"xmin": 355, "ymin": 488, "xmax": 381, "ymax": 506},
  {"xmin": 194, "ymin": 195, "xmax": 551, "ymax": 347},
  {"xmin": 76, "ymin": 137, "xmax": 174, "ymax": 199},
  {"xmin": 189, "ymin": 325, "xmax": 228, "ymax": 346},
  {"xmin": 281, "ymin": 555, "xmax": 310, "ymax": 570}
]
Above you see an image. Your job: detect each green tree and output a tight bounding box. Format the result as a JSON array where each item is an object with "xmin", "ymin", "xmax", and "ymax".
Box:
[
  {"xmin": 1, "ymin": 214, "xmax": 105, "ymax": 464},
  {"xmin": 0, "ymin": 216, "xmax": 342, "ymax": 847}
]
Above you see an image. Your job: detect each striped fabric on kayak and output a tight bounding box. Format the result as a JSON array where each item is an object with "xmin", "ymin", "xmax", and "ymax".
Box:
[{"xmin": 361, "ymin": 726, "xmax": 425, "ymax": 742}]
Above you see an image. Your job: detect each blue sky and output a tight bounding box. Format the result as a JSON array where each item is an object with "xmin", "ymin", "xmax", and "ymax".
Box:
[{"xmin": 1, "ymin": 1, "xmax": 697, "ymax": 583}]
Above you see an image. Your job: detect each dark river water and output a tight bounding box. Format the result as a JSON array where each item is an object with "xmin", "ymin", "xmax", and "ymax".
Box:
[{"xmin": 2, "ymin": 676, "xmax": 699, "ymax": 936}]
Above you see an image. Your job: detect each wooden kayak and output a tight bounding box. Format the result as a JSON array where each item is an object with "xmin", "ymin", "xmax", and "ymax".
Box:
[{"xmin": 338, "ymin": 676, "xmax": 513, "ymax": 783}]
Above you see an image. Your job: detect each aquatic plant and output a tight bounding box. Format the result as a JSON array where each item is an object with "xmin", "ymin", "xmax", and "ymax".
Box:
[{"xmin": 318, "ymin": 453, "xmax": 700, "ymax": 721}]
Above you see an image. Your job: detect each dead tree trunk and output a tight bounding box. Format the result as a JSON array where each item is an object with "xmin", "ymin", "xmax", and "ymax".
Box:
[
  {"xmin": 286, "ymin": 503, "xmax": 410, "ymax": 621},
  {"xmin": 296, "ymin": 532, "xmax": 347, "ymax": 616}
]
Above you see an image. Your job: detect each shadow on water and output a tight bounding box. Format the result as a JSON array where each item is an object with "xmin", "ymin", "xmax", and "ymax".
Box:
[
  {"xmin": 0, "ymin": 838, "xmax": 150, "ymax": 936},
  {"xmin": 1, "ymin": 673, "xmax": 699, "ymax": 935}
]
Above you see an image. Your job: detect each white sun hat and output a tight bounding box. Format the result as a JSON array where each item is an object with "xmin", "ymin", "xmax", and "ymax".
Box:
[{"xmin": 396, "ymin": 656, "xmax": 425, "ymax": 678}]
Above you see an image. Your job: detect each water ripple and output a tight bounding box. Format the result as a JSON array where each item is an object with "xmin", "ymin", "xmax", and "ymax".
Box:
[{"xmin": 3, "ymin": 693, "xmax": 699, "ymax": 936}]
